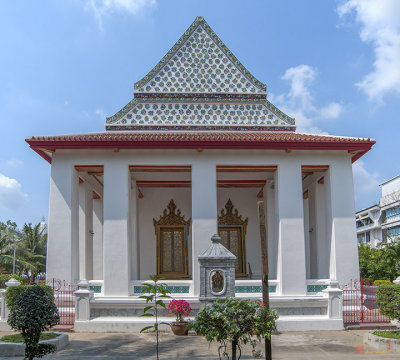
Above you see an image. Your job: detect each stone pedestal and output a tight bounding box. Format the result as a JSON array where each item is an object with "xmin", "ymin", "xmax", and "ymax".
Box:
[
  {"xmin": 0, "ymin": 278, "xmax": 21, "ymax": 330},
  {"xmin": 198, "ymin": 234, "xmax": 236, "ymax": 301},
  {"xmin": 74, "ymin": 279, "xmax": 93, "ymax": 321},
  {"xmin": 322, "ymin": 279, "xmax": 343, "ymax": 320}
]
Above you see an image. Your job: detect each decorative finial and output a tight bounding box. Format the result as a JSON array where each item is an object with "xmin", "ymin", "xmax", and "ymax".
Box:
[{"xmin": 211, "ymin": 234, "xmax": 221, "ymax": 243}]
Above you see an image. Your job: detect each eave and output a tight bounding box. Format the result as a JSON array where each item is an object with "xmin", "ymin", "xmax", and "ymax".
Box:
[{"xmin": 26, "ymin": 132, "xmax": 375, "ymax": 164}]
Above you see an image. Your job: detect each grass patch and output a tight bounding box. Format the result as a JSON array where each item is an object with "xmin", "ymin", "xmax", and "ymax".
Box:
[
  {"xmin": 373, "ymin": 330, "xmax": 400, "ymax": 340},
  {"xmin": 0, "ymin": 332, "xmax": 59, "ymax": 343}
]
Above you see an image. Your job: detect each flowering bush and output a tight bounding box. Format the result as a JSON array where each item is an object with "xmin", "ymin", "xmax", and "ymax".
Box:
[
  {"xmin": 168, "ymin": 299, "xmax": 192, "ymax": 323},
  {"xmin": 190, "ymin": 297, "xmax": 278, "ymax": 360}
]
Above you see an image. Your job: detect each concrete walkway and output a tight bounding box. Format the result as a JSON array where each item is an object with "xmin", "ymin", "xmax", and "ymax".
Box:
[{"xmin": 0, "ymin": 330, "xmax": 398, "ymax": 359}]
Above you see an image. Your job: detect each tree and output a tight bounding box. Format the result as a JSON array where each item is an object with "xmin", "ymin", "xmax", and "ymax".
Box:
[
  {"xmin": 381, "ymin": 241, "xmax": 400, "ymax": 281},
  {"xmin": 7, "ymin": 286, "xmax": 59, "ymax": 360},
  {"xmin": 191, "ymin": 297, "xmax": 277, "ymax": 360},
  {"xmin": 0, "ymin": 221, "xmax": 46, "ymax": 279},
  {"xmin": 358, "ymin": 243, "xmax": 400, "ymax": 281},
  {"xmin": 18, "ymin": 223, "xmax": 47, "ymax": 283}
]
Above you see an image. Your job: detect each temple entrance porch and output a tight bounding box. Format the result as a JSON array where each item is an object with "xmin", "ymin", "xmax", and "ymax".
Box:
[
  {"xmin": 53, "ymin": 160, "xmax": 354, "ymax": 298},
  {"xmin": 44, "ymin": 151, "xmax": 360, "ymax": 331}
]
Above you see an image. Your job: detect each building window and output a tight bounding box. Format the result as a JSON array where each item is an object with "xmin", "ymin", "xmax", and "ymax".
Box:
[
  {"xmin": 218, "ymin": 199, "xmax": 248, "ymax": 277},
  {"xmin": 357, "ymin": 234, "xmax": 364, "ymax": 244},
  {"xmin": 385, "ymin": 207, "xmax": 400, "ymax": 218},
  {"xmin": 365, "ymin": 231, "xmax": 370, "ymax": 243},
  {"xmin": 153, "ymin": 200, "xmax": 191, "ymax": 279},
  {"xmin": 386, "ymin": 226, "xmax": 400, "ymax": 238}
]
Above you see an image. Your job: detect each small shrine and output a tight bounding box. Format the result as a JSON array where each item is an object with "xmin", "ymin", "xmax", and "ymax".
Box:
[{"xmin": 198, "ymin": 234, "xmax": 236, "ymax": 300}]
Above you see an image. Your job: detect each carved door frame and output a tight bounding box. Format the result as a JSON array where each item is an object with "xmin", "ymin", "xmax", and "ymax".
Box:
[
  {"xmin": 218, "ymin": 199, "xmax": 248, "ymax": 277},
  {"xmin": 153, "ymin": 200, "xmax": 191, "ymax": 279}
]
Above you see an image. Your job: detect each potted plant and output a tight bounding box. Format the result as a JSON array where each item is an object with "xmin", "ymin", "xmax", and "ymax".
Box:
[{"xmin": 168, "ymin": 299, "xmax": 192, "ymax": 335}]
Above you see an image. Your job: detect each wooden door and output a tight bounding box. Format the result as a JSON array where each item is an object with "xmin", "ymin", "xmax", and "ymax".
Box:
[{"xmin": 158, "ymin": 226, "xmax": 188, "ymax": 278}]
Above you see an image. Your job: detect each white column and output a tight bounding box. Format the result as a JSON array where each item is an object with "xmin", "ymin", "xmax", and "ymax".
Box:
[
  {"xmin": 315, "ymin": 182, "xmax": 329, "ymax": 278},
  {"xmin": 325, "ymin": 160, "xmax": 359, "ymax": 285},
  {"xmin": 103, "ymin": 163, "xmax": 131, "ymax": 296},
  {"xmin": 265, "ymin": 181, "xmax": 277, "ymax": 280},
  {"xmin": 303, "ymin": 197, "xmax": 311, "ymax": 279},
  {"xmin": 79, "ymin": 181, "xmax": 93, "ymax": 280},
  {"xmin": 47, "ymin": 161, "xmax": 79, "ymax": 284},
  {"xmin": 92, "ymin": 197, "xmax": 103, "ymax": 280},
  {"xmin": 131, "ymin": 180, "xmax": 139, "ymax": 280},
  {"xmin": 275, "ymin": 163, "xmax": 307, "ymax": 296},
  {"xmin": 192, "ymin": 161, "xmax": 217, "ymax": 297},
  {"xmin": 308, "ymin": 185, "xmax": 317, "ymax": 278}
]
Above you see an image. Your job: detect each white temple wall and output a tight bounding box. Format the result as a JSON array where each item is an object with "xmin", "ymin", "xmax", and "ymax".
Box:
[{"xmin": 138, "ymin": 187, "xmax": 192, "ymax": 280}]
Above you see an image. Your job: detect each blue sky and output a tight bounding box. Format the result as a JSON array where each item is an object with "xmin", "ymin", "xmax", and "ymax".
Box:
[{"xmin": 1, "ymin": 0, "xmax": 400, "ymax": 227}]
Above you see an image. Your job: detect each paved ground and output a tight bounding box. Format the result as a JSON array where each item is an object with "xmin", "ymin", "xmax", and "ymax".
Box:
[{"xmin": 0, "ymin": 330, "xmax": 398, "ymax": 359}]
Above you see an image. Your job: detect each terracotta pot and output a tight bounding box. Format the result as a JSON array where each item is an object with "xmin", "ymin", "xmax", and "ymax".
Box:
[{"xmin": 170, "ymin": 321, "xmax": 188, "ymax": 336}]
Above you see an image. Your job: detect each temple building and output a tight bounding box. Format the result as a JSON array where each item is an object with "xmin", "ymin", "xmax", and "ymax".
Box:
[{"xmin": 26, "ymin": 17, "xmax": 375, "ymax": 331}]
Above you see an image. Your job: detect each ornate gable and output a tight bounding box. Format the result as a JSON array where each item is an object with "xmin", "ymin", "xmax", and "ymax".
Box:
[
  {"xmin": 134, "ymin": 17, "xmax": 266, "ymax": 94},
  {"xmin": 106, "ymin": 16, "xmax": 296, "ymax": 132}
]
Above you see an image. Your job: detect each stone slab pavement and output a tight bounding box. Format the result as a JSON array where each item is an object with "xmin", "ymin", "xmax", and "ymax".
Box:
[{"xmin": 0, "ymin": 330, "xmax": 398, "ymax": 359}]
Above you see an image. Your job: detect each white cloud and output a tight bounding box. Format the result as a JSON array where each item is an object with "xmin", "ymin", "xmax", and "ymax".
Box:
[
  {"xmin": 338, "ymin": 0, "xmax": 400, "ymax": 102},
  {"xmin": 0, "ymin": 173, "xmax": 28, "ymax": 210},
  {"xmin": 6, "ymin": 158, "xmax": 23, "ymax": 168},
  {"xmin": 319, "ymin": 102, "xmax": 343, "ymax": 119},
  {"xmin": 352, "ymin": 160, "xmax": 382, "ymax": 209},
  {"xmin": 269, "ymin": 64, "xmax": 343, "ymax": 133},
  {"xmin": 87, "ymin": 0, "xmax": 157, "ymax": 29},
  {"xmin": 95, "ymin": 108, "xmax": 107, "ymax": 119}
]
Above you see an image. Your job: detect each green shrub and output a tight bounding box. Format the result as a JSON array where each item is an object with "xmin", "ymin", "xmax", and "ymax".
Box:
[
  {"xmin": 7, "ymin": 286, "xmax": 59, "ymax": 360},
  {"xmin": 190, "ymin": 297, "xmax": 278, "ymax": 360},
  {"xmin": 5, "ymin": 285, "xmax": 54, "ymax": 312},
  {"xmin": 376, "ymin": 284, "xmax": 400, "ymax": 321},
  {"xmin": 373, "ymin": 280, "xmax": 392, "ymax": 287},
  {"xmin": 0, "ymin": 274, "xmax": 27, "ymax": 288}
]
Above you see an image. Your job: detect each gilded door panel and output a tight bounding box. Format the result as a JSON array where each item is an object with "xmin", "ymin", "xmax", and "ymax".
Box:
[
  {"xmin": 218, "ymin": 226, "xmax": 245, "ymax": 276},
  {"xmin": 159, "ymin": 227, "xmax": 187, "ymax": 278}
]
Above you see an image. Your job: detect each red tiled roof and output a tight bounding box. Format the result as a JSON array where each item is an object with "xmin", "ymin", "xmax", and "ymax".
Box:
[{"xmin": 26, "ymin": 131, "xmax": 375, "ymax": 163}]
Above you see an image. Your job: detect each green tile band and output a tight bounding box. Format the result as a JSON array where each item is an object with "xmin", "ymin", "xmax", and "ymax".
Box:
[
  {"xmin": 235, "ymin": 285, "xmax": 276, "ymax": 293},
  {"xmin": 89, "ymin": 285, "xmax": 102, "ymax": 293},
  {"xmin": 307, "ymin": 285, "xmax": 327, "ymax": 293},
  {"xmin": 134, "ymin": 285, "xmax": 190, "ymax": 294}
]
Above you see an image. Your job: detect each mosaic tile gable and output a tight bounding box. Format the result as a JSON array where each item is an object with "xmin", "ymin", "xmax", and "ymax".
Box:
[
  {"xmin": 135, "ymin": 17, "xmax": 266, "ymax": 94},
  {"xmin": 106, "ymin": 99, "xmax": 295, "ymax": 130},
  {"xmin": 106, "ymin": 16, "xmax": 296, "ymax": 132}
]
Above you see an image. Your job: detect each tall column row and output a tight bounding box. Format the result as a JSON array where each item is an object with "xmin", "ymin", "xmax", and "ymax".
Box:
[{"xmin": 47, "ymin": 158, "xmax": 358, "ymax": 295}]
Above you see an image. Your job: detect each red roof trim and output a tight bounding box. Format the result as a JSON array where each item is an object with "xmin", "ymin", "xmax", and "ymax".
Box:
[{"xmin": 26, "ymin": 133, "xmax": 375, "ymax": 163}]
